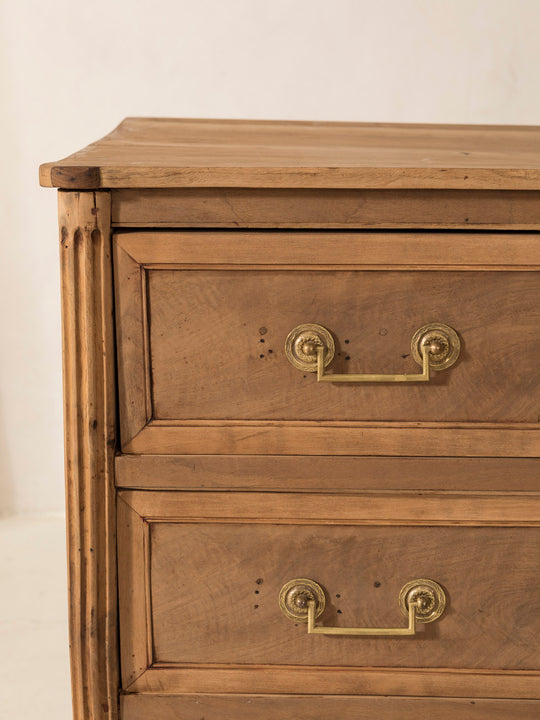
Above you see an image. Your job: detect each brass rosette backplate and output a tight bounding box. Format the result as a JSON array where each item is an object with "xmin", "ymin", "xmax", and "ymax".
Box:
[
  {"xmin": 284, "ymin": 324, "xmax": 335, "ymax": 372},
  {"xmin": 398, "ymin": 578, "xmax": 446, "ymax": 623},
  {"xmin": 279, "ymin": 578, "xmax": 326, "ymax": 622},
  {"xmin": 411, "ymin": 323, "xmax": 461, "ymax": 371}
]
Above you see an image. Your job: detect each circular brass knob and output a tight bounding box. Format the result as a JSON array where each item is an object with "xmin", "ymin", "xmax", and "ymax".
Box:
[
  {"xmin": 284, "ymin": 324, "xmax": 335, "ymax": 372},
  {"xmin": 279, "ymin": 578, "xmax": 326, "ymax": 622},
  {"xmin": 411, "ymin": 323, "xmax": 460, "ymax": 371},
  {"xmin": 398, "ymin": 578, "xmax": 446, "ymax": 623},
  {"xmin": 428, "ymin": 340, "xmax": 443, "ymax": 355},
  {"xmin": 302, "ymin": 341, "xmax": 318, "ymax": 357}
]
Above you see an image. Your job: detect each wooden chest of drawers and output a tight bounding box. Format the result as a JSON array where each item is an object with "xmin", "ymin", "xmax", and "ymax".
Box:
[{"xmin": 41, "ymin": 119, "xmax": 540, "ymax": 719}]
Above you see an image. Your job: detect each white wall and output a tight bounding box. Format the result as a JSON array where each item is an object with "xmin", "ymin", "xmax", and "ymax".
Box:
[{"xmin": 2, "ymin": 0, "xmax": 540, "ymax": 515}]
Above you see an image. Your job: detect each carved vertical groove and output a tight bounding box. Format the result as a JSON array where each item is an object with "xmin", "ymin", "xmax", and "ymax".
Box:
[{"xmin": 59, "ymin": 191, "xmax": 118, "ymax": 720}]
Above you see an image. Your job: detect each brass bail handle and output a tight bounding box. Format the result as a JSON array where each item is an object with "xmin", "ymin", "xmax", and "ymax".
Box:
[
  {"xmin": 284, "ymin": 323, "xmax": 460, "ymax": 382},
  {"xmin": 279, "ymin": 578, "xmax": 446, "ymax": 637}
]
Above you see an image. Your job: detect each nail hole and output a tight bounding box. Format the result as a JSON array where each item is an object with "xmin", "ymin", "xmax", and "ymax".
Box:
[
  {"xmin": 344, "ymin": 339, "xmax": 349, "ymax": 344},
  {"xmin": 345, "ymin": 356, "xmax": 350, "ymax": 361},
  {"xmin": 260, "ymin": 338, "xmax": 265, "ymax": 343},
  {"xmin": 255, "ymin": 590, "xmax": 259, "ymax": 594},
  {"xmin": 374, "ymin": 581, "xmax": 381, "ymax": 588},
  {"xmin": 268, "ymin": 349, "xmax": 273, "ymax": 353},
  {"xmin": 337, "ymin": 609, "xmax": 342, "ymax": 614},
  {"xmin": 256, "ymin": 578, "xmax": 264, "ymax": 585},
  {"xmin": 259, "ymin": 354, "xmax": 264, "ymax": 358},
  {"xmin": 335, "ymin": 594, "xmax": 341, "ymax": 598},
  {"xmin": 254, "ymin": 604, "xmax": 259, "ymax": 609}
]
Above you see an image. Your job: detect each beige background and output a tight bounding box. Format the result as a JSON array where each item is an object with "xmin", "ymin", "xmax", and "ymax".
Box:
[
  {"xmin": 1, "ymin": 3, "xmax": 540, "ymax": 719},
  {"xmin": 2, "ymin": 0, "xmax": 540, "ymax": 515}
]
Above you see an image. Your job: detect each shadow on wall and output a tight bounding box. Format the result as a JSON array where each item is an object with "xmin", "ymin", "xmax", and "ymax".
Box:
[{"xmin": 0, "ymin": 412, "xmax": 15, "ymax": 516}]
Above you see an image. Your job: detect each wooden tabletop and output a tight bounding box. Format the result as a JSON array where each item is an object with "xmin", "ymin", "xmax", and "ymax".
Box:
[{"xmin": 40, "ymin": 117, "xmax": 540, "ymax": 190}]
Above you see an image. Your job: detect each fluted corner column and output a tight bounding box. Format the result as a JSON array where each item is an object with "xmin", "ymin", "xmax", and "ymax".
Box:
[{"xmin": 58, "ymin": 191, "xmax": 118, "ymax": 720}]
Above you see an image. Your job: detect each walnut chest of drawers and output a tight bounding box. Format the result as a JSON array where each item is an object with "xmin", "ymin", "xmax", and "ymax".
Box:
[{"xmin": 41, "ymin": 119, "xmax": 540, "ymax": 720}]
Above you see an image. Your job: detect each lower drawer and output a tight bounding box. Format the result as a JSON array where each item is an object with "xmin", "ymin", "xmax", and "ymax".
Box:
[{"xmin": 117, "ymin": 490, "xmax": 540, "ymax": 700}]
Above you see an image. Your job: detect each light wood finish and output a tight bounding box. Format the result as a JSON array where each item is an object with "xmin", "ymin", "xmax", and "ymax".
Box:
[
  {"xmin": 147, "ymin": 269, "xmax": 539, "ymax": 421},
  {"xmin": 113, "ymin": 240, "xmax": 149, "ymax": 447},
  {"xmin": 119, "ymin": 489, "xmax": 540, "ymax": 526},
  {"xmin": 59, "ymin": 191, "xmax": 118, "ymax": 720},
  {"xmin": 44, "ymin": 122, "xmax": 540, "ymax": 719},
  {"xmin": 115, "ymin": 454, "xmax": 540, "ymax": 492},
  {"xmin": 114, "ymin": 230, "xmax": 540, "ymax": 455},
  {"xmin": 151, "ymin": 524, "xmax": 538, "ymax": 668},
  {"xmin": 112, "ymin": 188, "xmax": 540, "ymax": 230},
  {"xmin": 117, "ymin": 490, "xmax": 540, "ymax": 697},
  {"xmin": 116, "ymin": 497, "xmax": 150, "ymax": 688},
  {"xmin": 121, "ymin": 694, "xmax": 540, "ymax": 720},
  {"xmin": 127, "ymin": 668, "xmax": 540, "ymax": 699},
  {"xmin": 127, "ymin": 422, "xmax": 540, "ymax": 457},
  {"xmin": 40, "ymin": 118, "xmax": 540, "ymax": 190},
  {"xmin": 116, "ymin": 229, "xmax": 540, "ymax": 268}
]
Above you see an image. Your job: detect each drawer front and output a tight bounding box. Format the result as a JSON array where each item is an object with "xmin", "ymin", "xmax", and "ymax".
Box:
[
  {"xmin": 117, "ymin": 490, "xmax": 540, "ymax": 697},
  {"xmin": 147, "ymin": 270, "xmax": 532, "ymax": 421},
  {"xmin": 114, "ymin": 232, "xmax": 540, "ymax": 456}
]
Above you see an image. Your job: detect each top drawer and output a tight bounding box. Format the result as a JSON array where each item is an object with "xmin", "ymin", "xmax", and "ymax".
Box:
[{"xmin": 114, "ymin": 231, "xmax": 540, "ymax": 456}]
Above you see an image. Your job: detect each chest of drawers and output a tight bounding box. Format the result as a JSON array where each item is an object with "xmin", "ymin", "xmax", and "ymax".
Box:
[{"xmin": 41, "ymin": 119, "xmax": 540, "ymax": 719}]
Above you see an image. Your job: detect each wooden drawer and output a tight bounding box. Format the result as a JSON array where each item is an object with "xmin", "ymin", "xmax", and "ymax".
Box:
[
  {"xmin": 118, "ymin": 490, "xmax": 540, "ymax": 699},
  {"xmin": 114, "ymin": 231, "xmax": 540, "ymax": 457}
]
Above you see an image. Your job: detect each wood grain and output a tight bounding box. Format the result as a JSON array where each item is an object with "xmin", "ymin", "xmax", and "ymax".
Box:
[
  {"xmin": 59, "ymin": 191, "xmax": 118, "ymax": 720},
  {"xmin": 121, "ymin": 693, "xmax": 540, "ymax": 720},
  {"xmin": 114, "ymin": 455, "xmax": 540, "ymax": 492},
  {"xmin": 117, "ymin": 489, "xmax": 540, "ymax": 697},
  {"xmin": 49, "ymin": 121, "xmax": 540, "ymax": 716},
  {"xmin": 111, "ymin": 188, "xmax": 540, "ymax": 230},
  {"xmin": 127, "ymin": 667, "xmax": 540, "ymax": 698},
  {"xmin": 125, "ymin": 421, "xmax": 540, "ymax": 457},
  {"xmin": 114, "ymin": 230, "xmax": 540, "ymax": 454},
  {"xmin": 113, "ymin": 240, "xmax": 149, "ymax": 447},
  {"xmin": 145, "ymin": 268, "xmax": 540, "ymax": 422},
  {"xmin": 40, "ymin": 118, "xmax": 540, "ymax": 190},
  {"xmin": 117, "ymin": 497, "xmax": 151, "ymax": 688},
  {"xmin": 120, "ymin": 489, "xmax": 540, "ymax": 526},
  {"xmin": 148, "ymin": 523, "xmax": 540, "ymax": 669},
  {"xmin": 116, "ymin": 230, "xmax": 540, "ymax": 268}
]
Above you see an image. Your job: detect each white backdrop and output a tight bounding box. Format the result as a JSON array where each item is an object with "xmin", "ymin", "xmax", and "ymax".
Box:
[{"xmin": 2, "ymin": 0, "xmax": 540, "ymax": 516}]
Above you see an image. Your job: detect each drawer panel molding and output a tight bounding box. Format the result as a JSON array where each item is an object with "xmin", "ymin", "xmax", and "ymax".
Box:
[
  {"xmin": 114, "ymin": 232, "xmax": 540, "ymax": 455},
  {"xmin": 121, "ymin": 693, "xmax": 540, "ymax": 720},
  {"xmin": 118, "ymin": 491, "xmax": 540, "ymax": 697}
]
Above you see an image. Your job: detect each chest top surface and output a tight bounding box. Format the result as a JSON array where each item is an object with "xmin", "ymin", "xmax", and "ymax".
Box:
[{"xmin": 40, "ymin": 117, "xmax": 540, "ymax": 191}]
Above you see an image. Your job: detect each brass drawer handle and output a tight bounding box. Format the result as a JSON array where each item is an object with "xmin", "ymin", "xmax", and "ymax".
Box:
[
  {"xmin": 285, "ymin": 323, "xmax": 460, "ymax": 382},
  {"xmin": 279, "ymin": 578, "xmax": 446, "ymax": 636}
]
